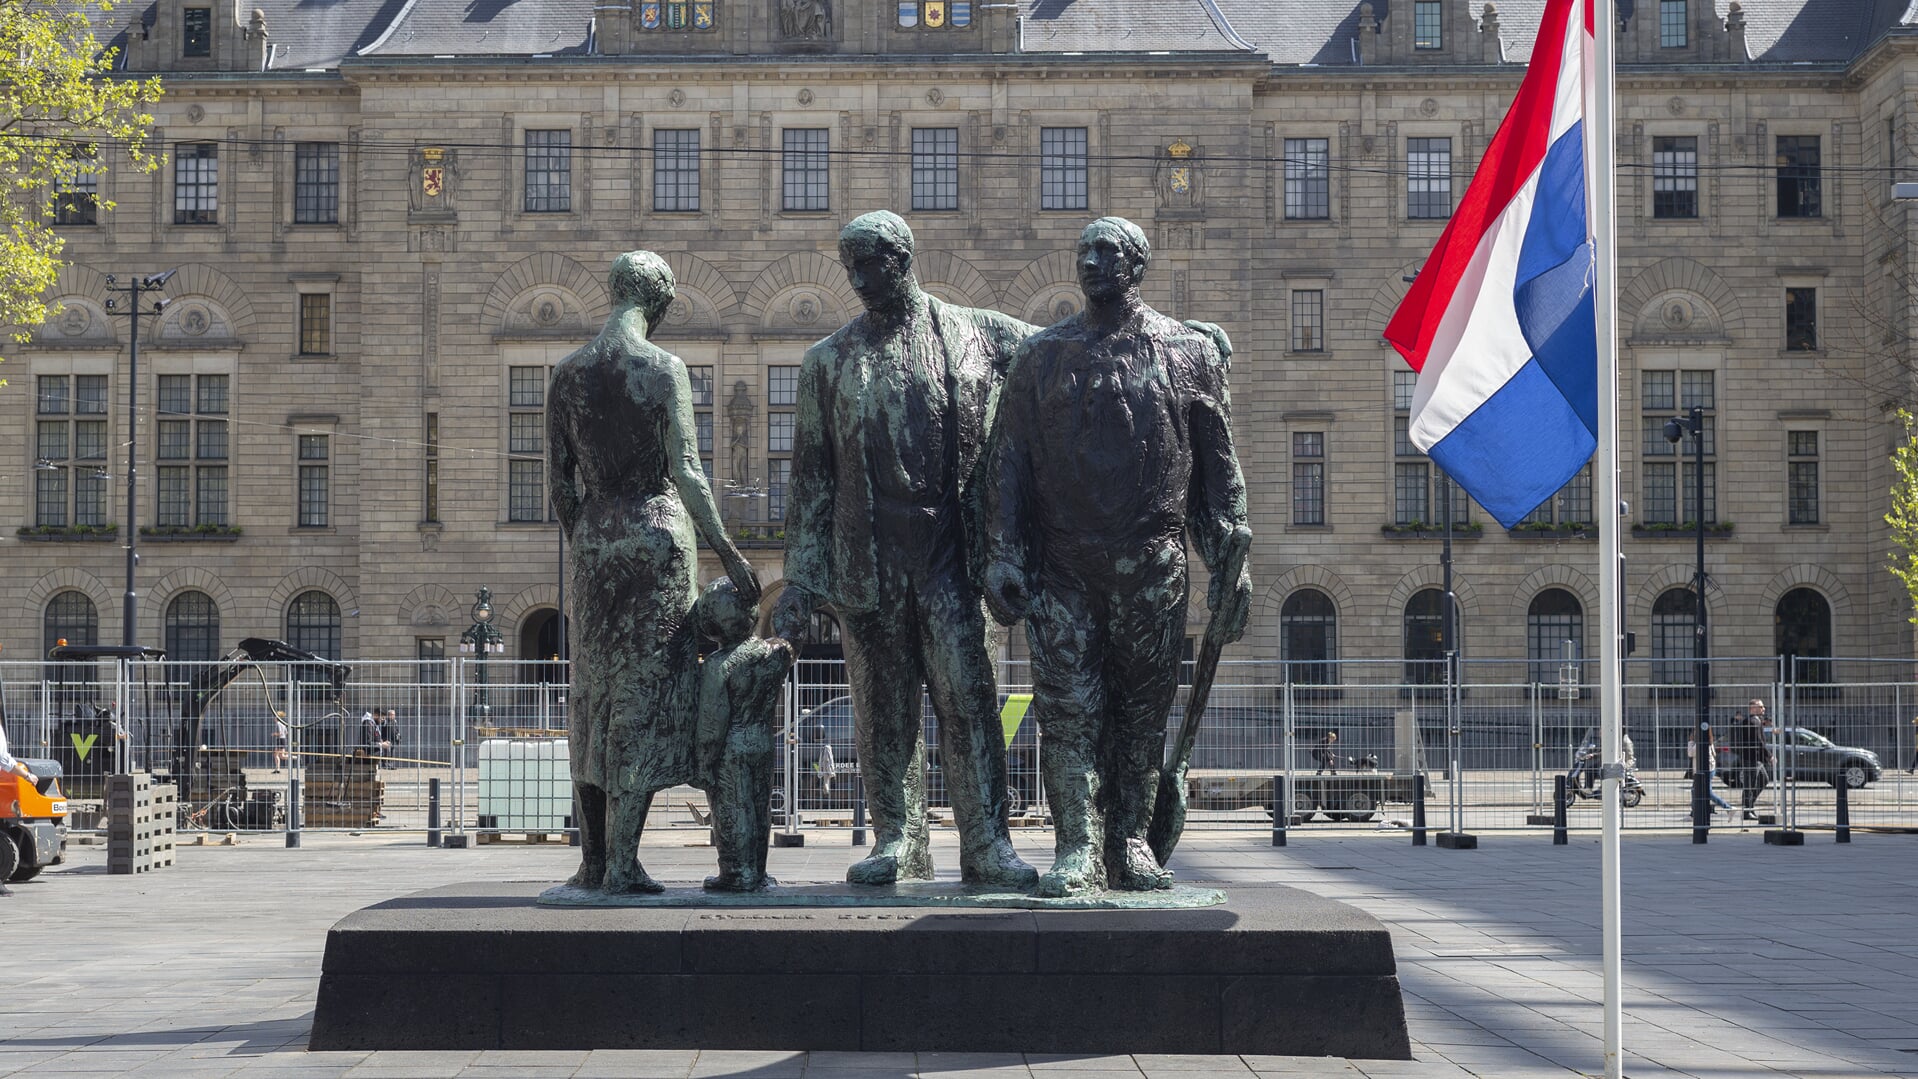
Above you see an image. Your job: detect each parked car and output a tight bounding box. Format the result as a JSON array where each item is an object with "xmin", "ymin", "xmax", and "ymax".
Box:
[{"xmin": 1724, "ymin": 727, "xmax": 1882, "ymax": 789}]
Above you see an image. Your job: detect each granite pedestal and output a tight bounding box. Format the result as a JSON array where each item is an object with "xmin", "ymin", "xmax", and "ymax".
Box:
[{"xmin": 309, "ymin": 881, "xmax": 1411, "ymax": 1059}]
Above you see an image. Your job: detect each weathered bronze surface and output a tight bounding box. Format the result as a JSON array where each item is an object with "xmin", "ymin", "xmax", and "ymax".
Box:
[
  {"xmin": 547, "ymin": 251, "xmax": 760, "ymax": 895},
  {"xmin": 981, "ymin": 216, "xmax": 1251, "ymax": 898},
  {"xmin": 692, "ymin": 578, "xmax": 796, "ymax": 892},
  {"xmin": 774, "ymin": 211, "xmax": 1038, "ymax": 890}
]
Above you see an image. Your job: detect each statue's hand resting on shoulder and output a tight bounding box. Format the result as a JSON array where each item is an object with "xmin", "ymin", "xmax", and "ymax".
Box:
[
  {"xmin": 982, "ymin": 560, "xmax": 1033, "ymax": 626},
  {"xmin": 723, "ymin": 548, "xmax": 763, "ymax": 608}
]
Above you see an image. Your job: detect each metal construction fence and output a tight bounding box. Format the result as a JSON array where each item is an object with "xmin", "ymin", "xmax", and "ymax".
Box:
[{"xmin": 2, "ymin": 655, "xmax": 1914, "ymax": 841}]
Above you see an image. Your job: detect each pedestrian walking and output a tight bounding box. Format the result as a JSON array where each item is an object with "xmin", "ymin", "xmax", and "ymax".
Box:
[
  {"xmin": 1687, "ymin": 730, "xmax": 1732, "ymax": 813},
  {"xmin": 271, "ymin": 713, "xmax": 288, "ymax": 773},
  {"xmin": 1722, "ymin": 700, "xmax": 1774, "ymax": 823},
  {"xmin": 1314, "ymin": 731, "xmax": 1341, "ymax": 775},
  {"xmin": 360, "ymin": 708, "xmax": 389, "ymax": 759}
]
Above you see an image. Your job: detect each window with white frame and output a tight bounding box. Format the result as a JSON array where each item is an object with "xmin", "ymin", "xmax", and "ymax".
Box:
[
  {"xmin": 155, "ymin": 373, "xmax": 229, "ymax": 527},
  {"xmin": 1413, "ymin": 0, "xmax": 1442, "ymax": 48},
  {"xmin": 524, "ymin": 129, "xmax": 573, "ymax": 213},
  {"xmin": 1283, "ymin": 138, "xmax": 1329, "ymax": 220},
  {"xmin": 34, "ymin": 373, "xmax": 110, "ymax": 527},
  {"xmin": 1640, "ymin": 368, "xmax": 1715, "ymax": 525},
  {"xmin": 174, "ymin": 142, "xmax": 218, "ymax": 224},
  {"xmin": 1407, "ymin": 137, "xmax": 1451, "ymax": 219},
  {"xmin": 1659, "ymin": 0, "xmax": 1687, "ymax": 47},
  {"xmin": 297, "ymin": 434, "xmax": 330, "ymax": 528},
  {"xmin": 508, "ymin": 365, "xmax": 553, "ymax": 521},
  {"xmin": 1652, "ymin": 135, "xmax": 1698, "ymax": 218},
  {"xmin": 767, "ymin": 365, "xmax": 799, "ymax": 520}
]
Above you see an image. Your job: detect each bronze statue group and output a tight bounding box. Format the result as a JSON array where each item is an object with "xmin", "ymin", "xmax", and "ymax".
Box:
[{"xmin": 545, "ymin": 212, "xmax": 1250, "ymax": 899}]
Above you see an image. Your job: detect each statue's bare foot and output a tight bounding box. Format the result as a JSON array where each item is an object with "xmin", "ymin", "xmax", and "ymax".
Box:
[
  {"xmin": 1111, "ymin": 837, "xmax": 1174, "ymax": 891},
  {"xmin": 604, "ymin": 867, "xmax": 667, "ymax": 895},
  {"xmin": 1035, "ymin": 847, "xmax": 1099, "ymax": 898},
  {"xmin": 962, "ymin": 840, "xmax": 1039, "ymax": 890},
  {"xmin": 564, "ymin": 860, "xmax": 606, "ymax": 891},
  {"xmin": 848, "ymin": 839, "xmax": 932, "ymax": 885}
]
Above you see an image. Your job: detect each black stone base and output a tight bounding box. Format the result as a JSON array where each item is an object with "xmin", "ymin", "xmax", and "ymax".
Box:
[
  {"xmin": 1763, "ymin": 829, "xmax": 1806, "ymax": 845},
  {"xmin": 1435, "ymin": 831, "xmax": 1477, "ymax": 849},
  {"xmin": 309, "ymin": 881, "xmax": 1411, "ymax": 1059}
]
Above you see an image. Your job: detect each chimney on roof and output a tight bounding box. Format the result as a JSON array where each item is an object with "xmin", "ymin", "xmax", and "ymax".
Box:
[
  {"xmin": 1479, "ymin": 2, "xmax": 1501, "ymax": 63},
  {"xmin": 1725, "ymin": 1, "xmax": 1749, "ymax": 62}
]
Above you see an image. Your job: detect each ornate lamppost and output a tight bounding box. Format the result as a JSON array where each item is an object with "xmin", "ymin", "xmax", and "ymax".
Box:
[
  {"xmin": 1664, "ymin": 407, "xmax": 1711, "ymax": 843},
  {"xmin": 459, "ymin": 588, "xmax": 506, "ymax": 723}
]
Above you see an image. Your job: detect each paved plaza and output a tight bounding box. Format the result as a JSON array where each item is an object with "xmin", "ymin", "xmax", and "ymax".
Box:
[{"xmin": 1, "ymin": 823, "xmax": 1913, "ymax": 1079}]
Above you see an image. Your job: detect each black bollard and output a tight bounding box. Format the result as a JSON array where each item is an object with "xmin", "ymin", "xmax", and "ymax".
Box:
[
  {"xmin": 1552, "ymin": 774, "xmax": 1568, "ymax": 846},
  {"xmin": 1835, "ymin": 779, "xmax": 1850, "ymax": 844},
  {"xmin": 1411, "ymin": 772, "xmax": 1427, "ymax": 847},
  {"xmin": 1271, "ymin": 775, "xmax": 1287, "ymax": 847},
  {"xmin": 852, "ymin": 774, "xmax": 867, "ymax": 848},
  {"xmin": 427, "ymin": 777, "xmax": 442, "ymax": 848},
  {"xmin": 286, "ymin": 776, "xmax": 302, "ymax": 849}
]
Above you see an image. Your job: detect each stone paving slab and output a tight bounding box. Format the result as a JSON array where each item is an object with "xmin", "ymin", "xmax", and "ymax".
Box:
[{"xmin": 3, "ymin": 829, "xmax": 1917, "ymax": 1077}]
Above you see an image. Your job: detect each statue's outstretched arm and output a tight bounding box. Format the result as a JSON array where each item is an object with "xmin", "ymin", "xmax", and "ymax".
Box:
[{"xmin": 667, "ymin": 358, "xmax": 760, "ymax": 604}]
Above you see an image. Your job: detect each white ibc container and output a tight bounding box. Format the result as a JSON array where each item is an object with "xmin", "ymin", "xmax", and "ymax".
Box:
[{"xmin": 478, "ymin": 737, "xmax": 571, "ymax": 831}]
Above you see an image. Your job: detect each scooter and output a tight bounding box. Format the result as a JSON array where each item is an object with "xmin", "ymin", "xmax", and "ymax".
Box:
[{"xmin": 1564, "ymin": 734, "xmax": 1645, "ymax": 808}]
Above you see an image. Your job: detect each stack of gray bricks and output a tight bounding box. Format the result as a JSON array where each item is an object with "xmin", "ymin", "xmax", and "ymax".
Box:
[{"xmin": 106, "ymin": 775, "xmax": 177, "ymax": 875}]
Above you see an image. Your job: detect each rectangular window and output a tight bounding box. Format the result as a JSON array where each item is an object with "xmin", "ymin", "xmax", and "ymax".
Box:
[
  {"xmin": 1292, "ymin": 431, "xmax": 1325, "ymax": 526},
  {"xmin": 416, "ymin": 638, "xmax": 446, "ymax": 685},
  {"xmin": 1520, "ymin": 462, "xmax": 1594, "ymax": 526},
  {"xmin": 299, "ymin": 293, "xmax": 331, "ymax": 356},
  {"xmin": 173, "ymin": 142, "xmax": 219, "ymax": 225},
  {"xmin": 293, "ymin": 142, "xmax": 340, "ymax": 225},
  {"xmin": 54, "ymin": 150, "xmax": 99, "ymax": 227},
  {"xmin": 1407, "ymin": 137, "xmax": 1452, "ymax": 219},
  {"xmin": 524, "ymin": 129, "xmax": 573, "ymax": 213},
  {"xmin": 183, "ymin": 7, "xmax": 211, "ymax": 56},
  {"xmin": 1776, "ymin": 135, "xmax": 1822, "ymax": 218},
  {"xmin": 653, "ymin": 129, "xmax": 701, "ymax": 212},
  {"xmin": 1413, "ymin": 0, "xmax": 1442, "ymax": 49},
  {"xmin": 1641, "ymin": 369, "xmax": 1716, "ymax": 525},
  {"xmin": 1392, "ymin": 370, "xmax": 1470, "ymax": 527},
  {"xmin": 1788, "ymin": 430, "xmax": 1820, "ymax": 525},
  {"xmin": 1659, "ymin": 0, "xmax": 1687, "ymax": 47},
  {"xmin": 298, "ymin": 434, "xmax": 329, "ymax": 528},
  {"xmin": 507, "ymin": 366, "xmax": 550, "ymax": 521},
  {"xmin": 767, "ymin": 365, "xmax": 799, "ymax": 407},
  {"xmin": 911, "ymin": 127, "xmax": 960, "ymax": 212},
  {"xmin": 688, "ymin": 364, "xmax": 714, "ymax": 477},
  {"xmin": 1652, "ymin": 135, "xmax": 1698, "ymax": 218},
  {"xmin": 423, "ymin": 412, "xmax": 440, "ymax": 523},
  {"xmin": 155, "ymin": 373, "xmax": 228, "ymax": 527},
  {"xmin": 1785, "ymin": 287, "xmax": 1818, "ymax": 350},
  {"xmin": 781, "ymin": 128, "xmax": 831, "ymax": 212},
  {"xmin": 32, "ymin": 374, "xmax": 110, "ymax": 528},
  {"xmin": 1291, "ymin": 290, "xmax": 1324, "ymax": 352},
  {"xmin": 1040, "ymin": 127, "xmax": 1089, "ymax": 211},
  {"xmin": 1283, "ymin": 138, "xmax": 1330, "ymax": 220},
  {"xmin": 768, "ymin": 458, "xmax": 792, "ymax": 522},
  {"xmin": 767, "ymin": 365, "xmax": 799, "ymax": 519}
]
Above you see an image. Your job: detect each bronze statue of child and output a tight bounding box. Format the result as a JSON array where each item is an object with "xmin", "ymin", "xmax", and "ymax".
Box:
[{"xmin": 693, "ymin": 578, "xmax": 797, "ymax": 892}]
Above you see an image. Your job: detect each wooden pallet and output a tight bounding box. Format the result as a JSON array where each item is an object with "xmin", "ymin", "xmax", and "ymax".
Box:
[{"xmin": 475, "ymin": 831, "xmax": 571, "ymax": 845}]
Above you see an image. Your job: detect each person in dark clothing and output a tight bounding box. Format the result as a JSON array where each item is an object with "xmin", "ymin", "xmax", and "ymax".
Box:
[
  {"xmin": 1314, "ymin": 731, "xmax": 1341, "ymax": 775},
  {"xmin": 1722, "ymin": 700, "xmax": 1774, "ymax": 821}
]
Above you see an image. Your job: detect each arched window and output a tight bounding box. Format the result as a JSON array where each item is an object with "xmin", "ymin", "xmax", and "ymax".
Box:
[
  {"xmin": 1651, "ymin": 587, "xmax": 1697, "ymax": 685},
  {"xmin": 43, "ymin": 590, "xmax": 99, "ymax": 702},
  {"xmin": 1775, "ymin": 587, "xmax": 1832, "ymax": 684},
  {"xmin": 1526, "ymin": 589, "xmax": 1584, "ymax": 686},
  {"xmin": 164, "ymin": 591, "xmax": 221, "ymax": 665},
  {"xmin": 1403, "ymin": 588, "xmax": 1455, "ymax": 685},
  {"xmin": 286, "ymin": 590, "xmax": 341, "ymax": 658},
  {"xmin": 1280, "ymin": 589, "xmax": 1337, "ymax": 685}
]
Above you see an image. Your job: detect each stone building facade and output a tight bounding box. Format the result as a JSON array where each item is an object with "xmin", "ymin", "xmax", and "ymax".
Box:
[{"xmin": 6, "ymin": 0, "xmax": 1916, "ymax": 682}]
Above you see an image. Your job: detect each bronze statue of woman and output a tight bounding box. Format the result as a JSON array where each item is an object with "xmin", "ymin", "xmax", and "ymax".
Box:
[{"xmin": 548, "ymin": 250, "xmax": 760, "ymax": 894}]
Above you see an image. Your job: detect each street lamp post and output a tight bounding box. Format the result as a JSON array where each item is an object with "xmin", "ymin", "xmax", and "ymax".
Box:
[
  {"xmin": 459, "ymin": 588, "xmax": 506, "ymax": 724},
  {"xmin": 1664, "ymin": 406, "xmax": 1711, "ymax": 843},
  {"xmin": 103, "ymin": 270, "xmax": 177, "ymax": 647}
]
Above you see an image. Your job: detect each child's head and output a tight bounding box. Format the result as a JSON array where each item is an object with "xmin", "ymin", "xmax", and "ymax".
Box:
[{"xmin": 697, "ymin": 577, "xmax": 756, "ymax": 647}]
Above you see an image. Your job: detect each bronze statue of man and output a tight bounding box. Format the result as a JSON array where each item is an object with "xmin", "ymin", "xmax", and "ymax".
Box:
[
  {"xmin": 981, "ymin": 217, "xmax": 1250, "ymax": 897},
  {"xmin": 549, "ymin": 251, "xmax": 759, "ymax": 893},
  {"xmin": 774, "ymin": 211, "xmax": 1038, "ymax": 889}
]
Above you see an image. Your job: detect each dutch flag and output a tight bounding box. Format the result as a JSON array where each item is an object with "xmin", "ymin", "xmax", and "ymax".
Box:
[{"xmin": 1384, "ymin": 0, "xmax": 1597, "ymax": 529}]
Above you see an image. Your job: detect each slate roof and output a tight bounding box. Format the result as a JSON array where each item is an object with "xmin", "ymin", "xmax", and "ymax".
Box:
[
  {"xmin": 357, "ymin": 0, "xmax": 594, "ymax": 58},
  {"xmin": 262, "ymin": 0, "xmax": 417, "ymax": 70},
  {"xmin": 1019, "ymin": 0, "xmax": 1252, "ymax": 53}
]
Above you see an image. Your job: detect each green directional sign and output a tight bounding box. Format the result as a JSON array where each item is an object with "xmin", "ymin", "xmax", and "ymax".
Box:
[
  {"xmin": 999, "ymin": 693, "xmax": 1032, "ymax": 746},
  {"xmin": 70, "ymin": 732, "xmax": 98, "ymax": 761}
]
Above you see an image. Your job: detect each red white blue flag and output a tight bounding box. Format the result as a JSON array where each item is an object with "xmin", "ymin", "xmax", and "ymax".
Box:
[{"xmin": 1384, "ymin": 0, "xmax": 1597, "ymax": 528}]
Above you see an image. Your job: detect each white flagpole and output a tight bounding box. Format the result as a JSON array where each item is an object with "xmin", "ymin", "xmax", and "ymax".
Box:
[{"xmin": 1589, "ymin": 0, "xmax": 1625, "ymax": 1076}]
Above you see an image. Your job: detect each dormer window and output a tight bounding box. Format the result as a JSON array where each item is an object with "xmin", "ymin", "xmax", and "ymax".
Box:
[
  {"xmin": 1659, "ymin": 0, "xmax": 1687, "ymax": 48},
  {"xmin": 1413, "ymin": 0, "xmax": 1442, "ymax": 50},
  {"xmin": 183, "ymin": 7, "xmax": 212, "ymax": 57}
]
